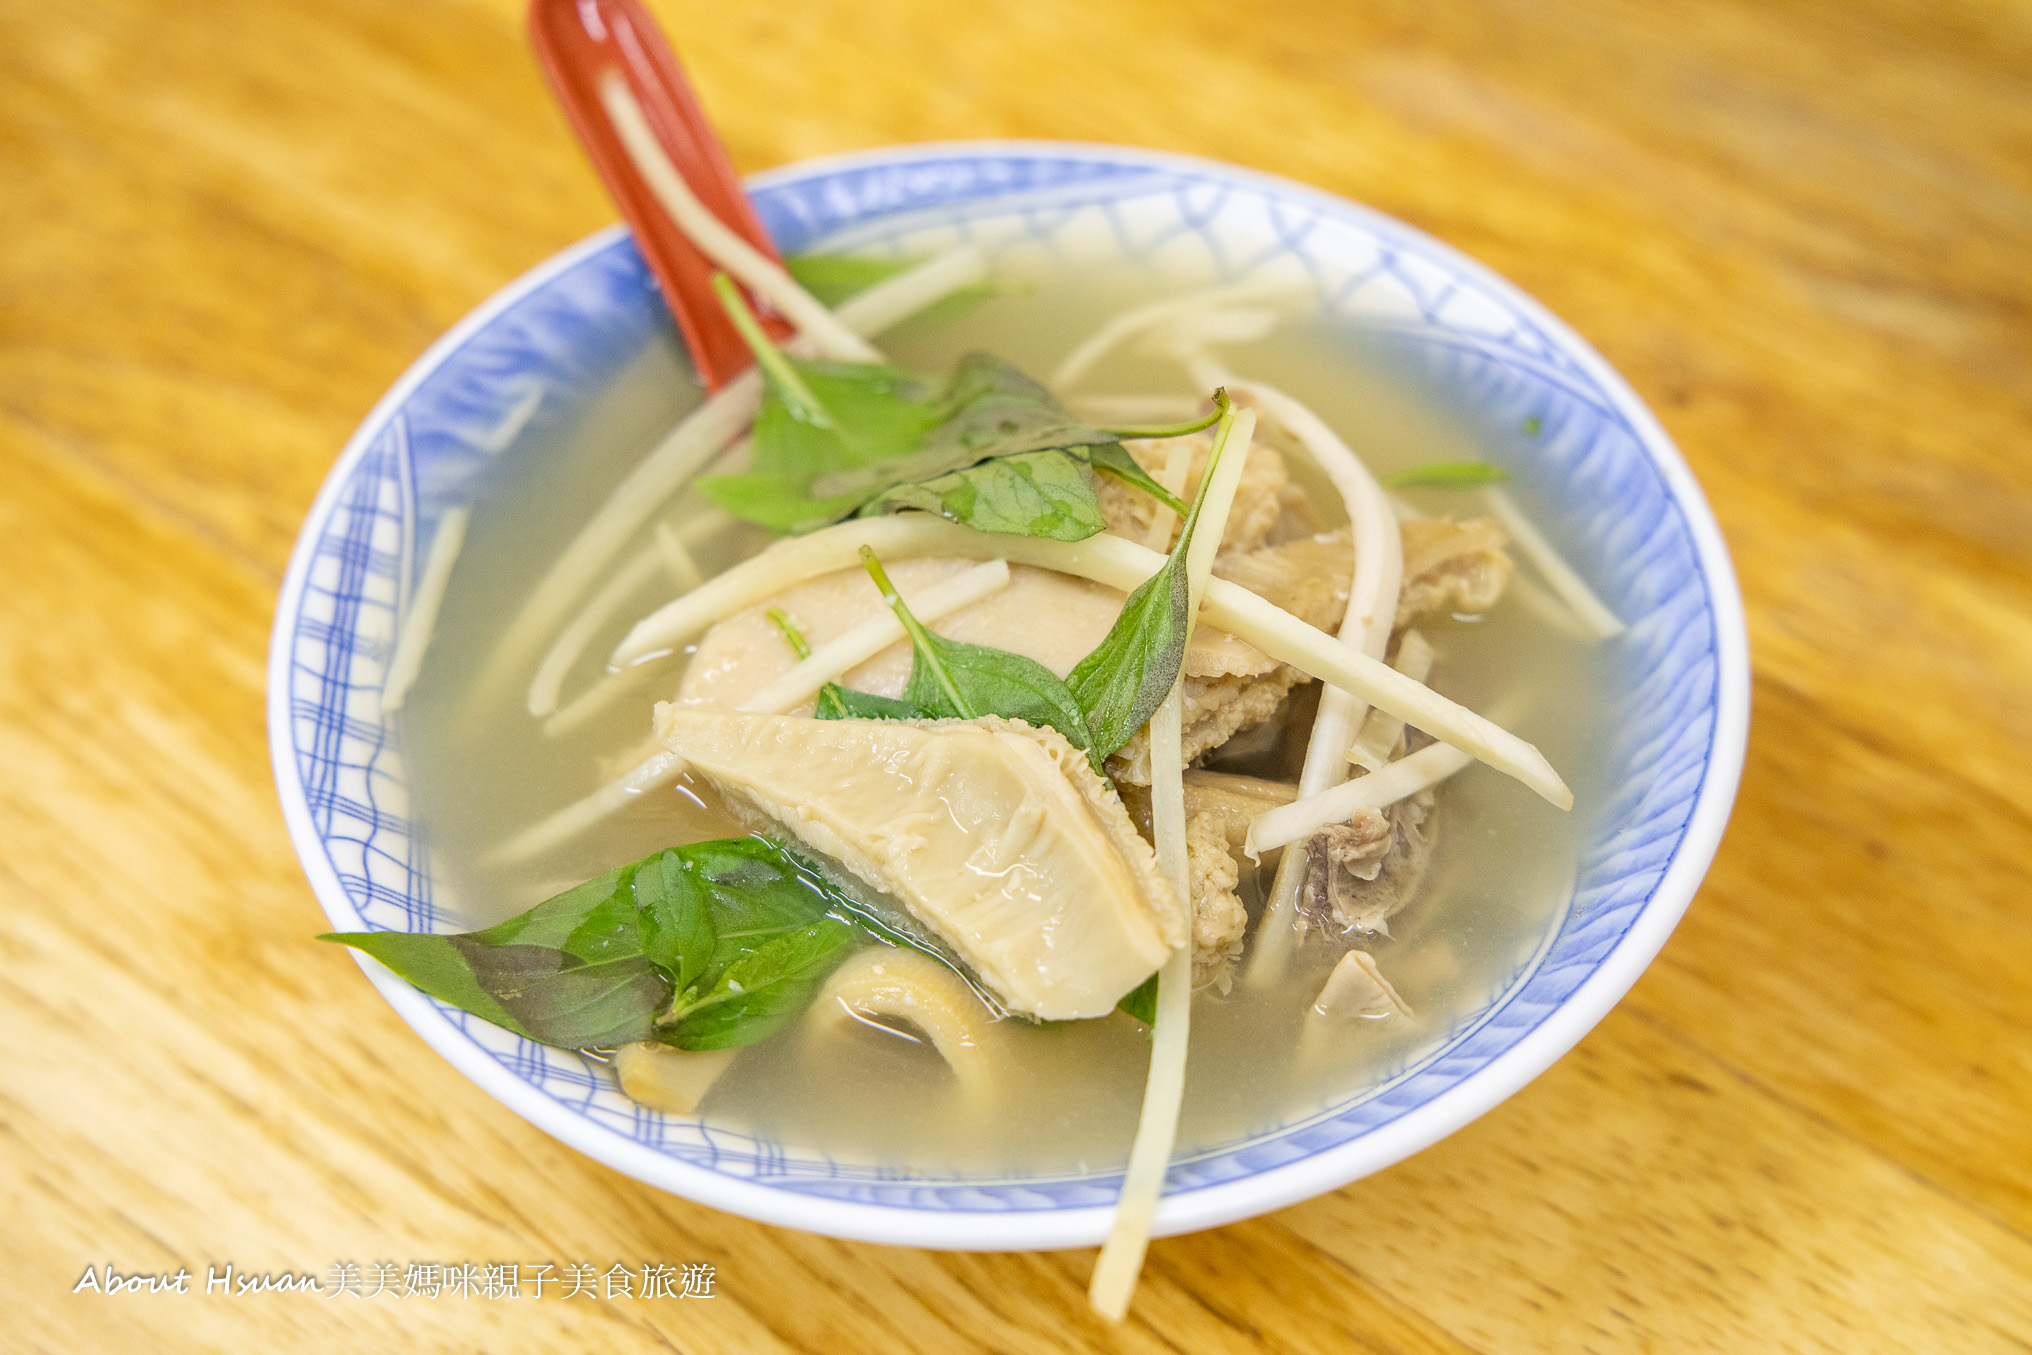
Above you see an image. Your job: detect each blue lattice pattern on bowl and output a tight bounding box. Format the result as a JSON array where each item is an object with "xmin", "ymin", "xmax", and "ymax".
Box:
[{"xmin": 272, "ymin": 144, "xmax": 1744, "ymax": 1245}]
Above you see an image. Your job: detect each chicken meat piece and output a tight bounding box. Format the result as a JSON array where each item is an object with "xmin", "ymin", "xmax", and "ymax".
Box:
[
  {"xmin": 1185, "ymin": 812, "xmax": 1248, "ymax": 992},
  {"xmin": 1206, "ymin": 518, "xmax": 1512, "ymax": 637},
  {"xmin": 1184, "ymin": 771, "xmax": 1299, "ymax": 850},
  {"xmin": 655, "ymin": 707, "xmax": 1181, "ymax": 1020},
  {"xmin": 1109, "ymin": 531, "xmax": 1355, "ymax": 784},
  {"xmin": 1312, "ymin": 808, "xmax": 1395, "ymax": 881},
  {"xmin": 1117, "ymin": 770, "xmax": 1297, "ymax": 849},
  {"xmin": 1106, "ymin": 669, "xmax": 1311, "ymax": 785},
  {"xmin": 1396, "ymin": 517, "xmax": 1512, "ymax": 627},
  {"xmin": 1312, "ymin": 949, "xmax": 1413, "ymax": 1021},
  {"xmin": 1299, "ymin": 789, "xmax": 1438, "ymax": 937},
  {"xmin": 1213, "ymin": 530, "xmax": 1356, "ymax": 631},
  {"xmin": 1117, "ymin": 774, "xmax": 1297, "ymax": 992},
  {"xmin": 1095, "ymin": 430, "xmax": 1288, "ymax": 559}
]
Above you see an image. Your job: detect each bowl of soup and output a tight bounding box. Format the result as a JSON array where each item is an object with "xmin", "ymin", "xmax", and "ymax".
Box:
[{"xmin": 269, "ymin": 141, "xmax": 1748, "ymax": 1250}]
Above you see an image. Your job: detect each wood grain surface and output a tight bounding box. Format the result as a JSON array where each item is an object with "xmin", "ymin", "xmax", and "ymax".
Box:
[{"xmin": 5, "ymin": 1, "xmax": 2031, "ymax": 1350}]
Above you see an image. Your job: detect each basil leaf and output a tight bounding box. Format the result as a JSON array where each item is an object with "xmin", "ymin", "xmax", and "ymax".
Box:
[
  {"xmin": 702, "ymin": 337, "xmax": 1153, "ymax": 542},
  {"xmin": 860, "ymin": 547, "xmax": 1100, "ymax": 765},
  {"xmin": 560, "ymin": 889, "xmax": 654, "ymax": 966},
  {"xmin": 323, "ymin": 836, "xmax": 873, "ymax": 1054},
  {"xmin": 817, "ymin": 685, "xmax": 919, "ymax": 720},
  {"xmin": 469, "ymin": 866, "xmax": 628, "ymax": 955},
  {"xmin": 1064, "ymin": 554, "xmax": 1189, "ymax": 761},
  {"xmin": 703, "ymin": 354, "xmax": 942, "ymax": 532},
  {"xmin": 763, "ymin": 361, "xmax": 942, "ymax": 472},
  {"xmin": 681, "ymin": 837, "xmax": 845, "ymax": 948},
  {"xmin": 858, "ymin": 354, "xmax": 1112, "ymax": 485},
  {"xmin": 698, "ymin": 275, "xmax": 940, "ymax": 505},
  {"xmin": 860, "ymin": 447, "xmax": 1108, "ymax": 541},
  {"xmin": 711, "ymin": 361, "xmax": 938, "ymax": 485},
  {"xmin": 1065, "ymin": 393, "xmax": 1236, "ymax": 760},
  {"xmin": 814, "ymin": 355, "xmax": 1113, "ymax": 498},
  {"xmin": 452, "ymin": 942, "xmax": 672, "ymax": 1047},
  {"xmin": 320, "ymin": 928, "xmax": 672, "ymax": 1048},
  {"xmin": 786, "ymin": 253, "xmax": 1009, "ymax": 338},
  {"xmin": 630, "ymin": 850, "xmax": 716, "ymax": 994},
  {"xmin": 785, "ymin": 254, "xmax": 919, "ymax": 307},
  {"xmin": 699, "ymin": 470, "xmax": 871, "ymax": 536},
  {"xmin": 885, "ymin": 283, "xmax": 1007, "ymax": 339},
  {"xmin": 842, "ymin": 349, "xmax": 1144, "ymax": 535},
  {"xmin": 320, "ymin": 930, "xmax": 537, "ymax": 1041},
  {"xmin": 649, "ymin": 839, "xmax": 886, "ymax": 1051},
  {"xmin": 700, "ymin": 362, "xmax": 942, "ymax": 528},
  {"xmin": 658, "ymin": 918, "xmax": 859, "ymax": 1051},
  {"xmin": 1117, "ymin": 972, "xmax": 1159, "ymax": 1026},
  {"xmin": 764, "ymin": 606, "xmax": 916, "ymax": 722},
  {"xmin": 901, "ymin": 630, "xmax": 1098, "ymax": 758},
  {"xmin": 1090, "ymin": 442, "xmax": 1188, "ymax": 516},
  {"xmin": 670, "ymin": 838, "xmax": 879, "ymax": 1051},
  {"xmin": 1381, "ymin": 460, "xmax": 1510, "ymax": 490}
]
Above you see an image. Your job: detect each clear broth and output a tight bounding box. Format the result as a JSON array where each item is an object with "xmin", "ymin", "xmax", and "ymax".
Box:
[{"xmin": 397, "ymin": 254, "xmax": 1608, "ymax": 1176}]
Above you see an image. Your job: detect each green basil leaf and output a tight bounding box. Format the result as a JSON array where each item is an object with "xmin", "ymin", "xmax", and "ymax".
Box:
[
  {"xmin": 1065, "ymin": 397, "xmax": 1237, "ymax": 760},
  {"xmin": 468, "ymin": 865, "xmax": 628, "ymax": 954},
  {"xmin": 1117, "ymin": 971, "xmax": 1159, "ymax": 1026},
  {"xmin": 630, "ymin": 850, "xmax": 716, "ymax": 994},
  {"xmin": 882, "ymin": 282, "xmax": 1007, "ymax": 339},
  {"xmin": 901, "ymin": 630, "xmax": 1098, "ymax": 761},
  {"xmin": 651, "ymin": 838, "xmax": 874, "ymax": 1051},
  {"xmin": 784, "ymin": 254, "xmax": 919, "ymax": 307},
  {"xmin": 1380, "ymin": 460, "xmax": 1510, "ymax": 490},
  {"xmin": 682, "ymin": 837, "xmax": 843, "ymax": 945},
  {"xmin": 720, "ymin": 361, "xmax": 939, "ymax": 488},
  {"xmin": 861, "ymin": 447, "xmax": 1108, "ymax": 541},
  {"xmin": 698, "ymin": 470, "xmax": 870, "ymax": 535},
  {"xmin": 820, "ymin": 354, "xmax": 1111, "ymax": 495},
  {"xmin": 932, "ymin": 352, "xmax": 1098, "ymax": 448},
  {"xmin": 786, "ymin": 253, "xmax": 1010, "ymax": 336},
  {"xmin": 710, "ymin": 273, "xmax": 941, "ymax": 478},
  {"xmin": 1064, "ymin": 548, "xmax": 1190, "ymax": 761},
  {"xmin": 559, "ymin": 888, "xmax": 654, "ymax": 967},
  {"xmin": 319, "ymin": 930, "xmax": 537, "ymax": 1041},
  {"xmin": 450, "ymin": 942, "xmax": 672, "ymax": 1048},
  {"xmin": 323, "ymin": 836, "xmax": 869, "ymax": 1053},
  {"xmin": 658, "ymin": 918, "xmax": 859, "ymax": 1052},
  {"xmin": 772, "ymin": 361, "xmax": 942, "ymax": 471},
  {"xmin": 320, "ymin": 929, "xmax": 672, "ymax": 1048},
  {"xmin": 1089, "ymin": 442, "xmax": 1188, "ymax": 516},
  {"xmin": 700, "ymin": 362, "xmax": 942, "ymax": 531},
  {"xmin": 702, "ymin": 345, "xmax": 1154, "ymax": 542},
  {"xmin": 859, "ymin": 547, "xmax": 1100, "ymax": 765},
  {"xmin": 816, "ymin": 684, "xmax": 919, "ymax": 721}
]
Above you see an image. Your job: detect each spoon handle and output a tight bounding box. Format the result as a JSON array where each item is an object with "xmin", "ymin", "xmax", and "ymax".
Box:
[{"xmin": 528, "ymin": 0, "xmax": 790, "ymax": 390}]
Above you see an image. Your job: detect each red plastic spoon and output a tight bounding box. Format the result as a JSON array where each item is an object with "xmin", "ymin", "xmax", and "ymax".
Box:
[{"xmin": 529, "ymin": 0, "xmax": 790, "ymax": 390}]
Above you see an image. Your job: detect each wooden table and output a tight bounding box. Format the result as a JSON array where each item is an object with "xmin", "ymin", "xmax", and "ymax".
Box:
[{"xmin": 6, "ymin": 1, "xmax": 2030, "ymax": 1349}]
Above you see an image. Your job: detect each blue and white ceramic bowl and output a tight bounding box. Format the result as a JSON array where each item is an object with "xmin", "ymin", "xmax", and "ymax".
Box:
[{"xmin": 269, "ymin": 142, "xmax": 1748, "ymax": 1249}]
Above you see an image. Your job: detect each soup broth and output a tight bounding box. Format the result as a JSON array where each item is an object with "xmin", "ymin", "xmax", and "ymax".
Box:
[{"xmin": 396, "ymin": 246, "xmax": 1607, "ymax": 1176}]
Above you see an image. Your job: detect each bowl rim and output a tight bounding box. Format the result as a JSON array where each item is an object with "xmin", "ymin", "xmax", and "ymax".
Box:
[{"xmin": 270, "ymin": 138, "xmax": 1749, "ymax": 1250}]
